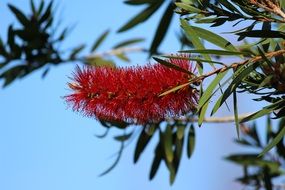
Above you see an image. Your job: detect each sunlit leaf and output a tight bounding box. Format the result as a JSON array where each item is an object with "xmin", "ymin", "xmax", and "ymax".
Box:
[
  {"xmin": 180, "ymin": 19, "xmax": 211, "ymax": 62},
  {"xmin": 187, "ymin": 124, "xmax": 195, "ymax": 158},
  {"xmin": 190, "ymin": 25, "xmax": 238, "ymax": 52},
  {"xmin": 198, "ymin": 71, "xmax": 229, "ymax": 125},
  {"xmin": 163, "ymin": 125, "xmax": 174, "ymax": 163}
]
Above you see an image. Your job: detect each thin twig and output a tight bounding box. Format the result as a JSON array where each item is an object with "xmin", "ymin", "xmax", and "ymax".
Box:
[
  {"xmin": 86, "ymin": 46, "xmax": 147, "ymax": 59},
  {"xmin": 168, "ymin": 113, "xmax": 252, "ymax": 123},
  {"xmin": 200, "ymin": 49, "xmax": 285, "ymax": 81},
  {"xmin": 249, "ymin": 0, "xmax": 285, "ymax": 21}
]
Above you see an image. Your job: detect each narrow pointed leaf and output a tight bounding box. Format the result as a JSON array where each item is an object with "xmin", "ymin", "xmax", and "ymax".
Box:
[
  {"xmin": 134, "ymin": 128, "xmax": 155, "ymax": 163},
  {"xmin": 39, "ymin": 1, "xmax": 53, "ymax": 23},
  {"xmin": 118, "ymin": 1, "xmax": 162, "ymax": 32},
  {"xmin": 8, "ymin": 4, "xmax": 30, "ymax": 27},
  {"xmin": 114, "ymin": 131, "xmax": 133, "ymax": 141},
  {"xmin": 211, "ymin": 61, "xmax": 259, "ymax": 115},
  {"xmin": 233, "ymin": 90, "xmax": 240, "ymax": 139},
  {"xmin": 187, "ymin": 124, "xmax": 195, "ymax": 158},
  {"xmin": 180, "ymin": 49, "xmax": 248, "ymax": 56},
  {"xmin": 150, "ymin": 2, "xmax": 174, "ymax": 55},
  {"xmin": 180, "ymin": 19, "xmax": 211, "ymax": 62},
  {"xmin": 99, "ymin": 142, "xmax": 124, "ymax": 177},
  {"xmin": 198, "ymin": 71, "xmax": 229, "ymax": 125},
  {"xmin": 163, "ymin": 125, "xmax": 174, "ymax": 162},
  {"xmin": 175, "ymin": 2, "xmax": 201, "ymax": 13},
  {"xmin": 149, "ymin": 142, "xmax": 163, "ymax": 180},
  {"xmin": 153, "ymin": 57, "xmax": 194, "ymax": 75},
  {"xmin": 91, "ymin": 29, "xmax": 110, "ymax": 52},
  {"xmin": 240, "ymin": 100, "xmax": 285, "ymax": 123},
  {"xmin": 113, "ymin": 38, "xmax": 144, "ymax": 49},
  {"xmin": 259, "ymin": 125, "xmax": 285, "ymax": 157},
  {"xmin": 191, "ymin": 25, "xmax": 238, "ymax": 52}
]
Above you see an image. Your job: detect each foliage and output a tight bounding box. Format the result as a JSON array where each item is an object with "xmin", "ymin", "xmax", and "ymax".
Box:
[
  {"xmin": 1, "ymin": 0, "xmax": 285, "ymax": 187},
  {"xmin": 226, "ymin": 117, "xmax": 285, "ymax": 190}
]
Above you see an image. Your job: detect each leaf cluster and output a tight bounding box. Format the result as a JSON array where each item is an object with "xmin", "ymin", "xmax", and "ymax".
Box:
[
  {"xmin": 226, "ymin": 117, "xmax": 285, "ymax": 190},
  {"xmin": 0, "ymin": 0, "xmax": 70, "ymax": 87}
]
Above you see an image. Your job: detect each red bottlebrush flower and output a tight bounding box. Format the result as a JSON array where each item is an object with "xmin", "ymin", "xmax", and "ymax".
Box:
[{"xmin": 65, "ymin": 56, "xmax": 198, "ymax": 124}]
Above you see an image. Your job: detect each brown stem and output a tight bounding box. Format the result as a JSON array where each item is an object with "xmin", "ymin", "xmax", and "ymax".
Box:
[{"xmin": 198, "ymin": 49, "xmax": 285, "ymax": 82}]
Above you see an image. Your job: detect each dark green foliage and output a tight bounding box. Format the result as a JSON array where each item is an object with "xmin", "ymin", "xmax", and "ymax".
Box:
[
  {"xmin": 0, "ymin": 0, "xmax": 69, "ymax": 87},
  {"xmin": 227, "ymin": 118, "xmax": 285, "ymax": 189},
  {"xmin": 2, "ymin": 0, "xmax": 285, "ymax": 187}
]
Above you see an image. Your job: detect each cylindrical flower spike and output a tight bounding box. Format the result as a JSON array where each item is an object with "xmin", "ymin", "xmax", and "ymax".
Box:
[{"xmin": 65, "ymin": 56, "xmax": 198, "ymax": 124}]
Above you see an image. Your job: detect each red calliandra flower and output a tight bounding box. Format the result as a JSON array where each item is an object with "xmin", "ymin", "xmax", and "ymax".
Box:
[{"xmin": 65, "ymin": 56, "xmax": 198, "ymax": 124}]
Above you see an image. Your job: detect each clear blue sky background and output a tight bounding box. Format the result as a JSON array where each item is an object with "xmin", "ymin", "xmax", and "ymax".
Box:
[{"xmin": 0, "ymin": 1, "xmax": 264, "ymax": 190}]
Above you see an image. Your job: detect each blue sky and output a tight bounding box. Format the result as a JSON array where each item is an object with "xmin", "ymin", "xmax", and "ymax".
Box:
[{"xmin": 0, "ymin": 1, "xmax": 262, "ymax": 190}]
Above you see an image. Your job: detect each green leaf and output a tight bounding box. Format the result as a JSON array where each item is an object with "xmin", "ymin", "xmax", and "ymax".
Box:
[
  {"xmin": 258, "ymin": 75, "xmax": 273, "ymax": 88},
  {"xmin": 266, "ymin": 115, "xmax": 273, "ymax": 144},
  {"xmin": 149, "ymin": 142, "xmax": 163, "ymax": 180},
  {"xmin": 153, "ymin": 57, "xmax": 194, "ymax": 76},
  {"xmin": 30, "ymin": 0, "xmax": 36, "ymax": 15},
  {"xmin": 91, "ymin": 29, "xmax": 110, "ymax": 52},
  {"xmin": 99, "ymin": 141, "xmax": 124, "ymax": 177},
  {"xmin": 180, "ymin": 19, "xmax": 211, "ymax": 62},
  {"xmin": 162, "ymin": 55, "xmax": 225, "ymax": 65},
  {"xmin": 41, "ymin": 67, "xmax": 50, "ymax": 78},
  {"xmin": 176, "ymin": 125, "xmax": 185, "ymax": 140},
  {"xmin": 38, "ymin": 0, "xmax": 44, "ymax": 15},
  {"xmin": 95, "ymin": 128, "xmax": 110, "ymax": 139},
  {"xmin": 124, "ymin": 0, "xmax": 157, "ymax": 5},
  {"xmin": 85, "ymin": 57, "xmax": 116, "ymax": 68},
  {"xmin": 187, "ymin": 124, "xmax": 195, "ymax": 158},
  {"xmin": 0, "ymin": 65, "xmax": 27, "ymax": 87},
  {"xmin": 173, "ymin": 133, "xmax": 184, "ymax": 175},
  {"xmin": 240, "ymin": 99, "xmax": 285, "ymax": 123},
  {"xmin": 70, "ymin": 44, "xmax": 85, "ymax": 60},
  {"xmin": 218, "ymin": 0, "xmax": 241, "ymax": 14},
  {"xmin": 180, "ymin": 49, "xmax": 248, "ymax": 56},
  {"xmin": 198, "ymin": 71, "xmax": 229, "ymax": 109},
  {"xmin": 233, "ymin": 90, "xmax": 240, "ymax": 139},
  {"xmin": 115, "ymin": 53, "xmax": 130, "ymax": 62},
  {"xmin": 134, "ymin": 127, "xmax": 156, "ymax": 163},
  {"xmin": 118, "ymin": 1, "xmax": 163, "ymax": 32},
  {"xmin": 149, "ymin": 2, "xmax": 174, "ymax": 55},
  {"xmin": 226, "ymin": 154, "xmax": 280, "ymax": 171},
  {"xmin": 237, "ymin": 30, "xmax": 285, "ymax": 39},
  {"xmin": 114, "ymin": 131, "xmax": 133, "ymax": 141},
  {"xmin": 198, "ymin": 71, "xmax": 229, "ymax": 125},
  {"xmin": 113, "ymin": 38, "xmax": 144, "ymax": 49},
  {"xmin": 8, "ymin": 4, "xmax": 30, "ymax": 27},
  {"xmin": 211, "ymin": 61, "xmax": 259, "ymax": 115},
  {"xmin": 159, "ymin": 82, "xmax": 190, "ymax": 96},
  {"xmin": 175, "ymin": 2, "xmax": 201, "ymax": 13},
  {"xmin": 190, "ymin": 25, "xmax": 238, "ymax": 52},
  {"xmin": 163, "ymin": 125, "xmax": 174, "ymax": 163},
  {"xmin": 166, "ymin": 160, "xmax": 176, "ymax": 185},
  {"xmin": 39, "ymin": 1, "xmax": 53, "ymax": 23}
]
